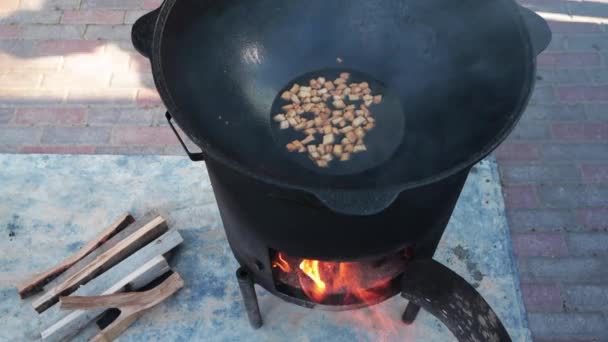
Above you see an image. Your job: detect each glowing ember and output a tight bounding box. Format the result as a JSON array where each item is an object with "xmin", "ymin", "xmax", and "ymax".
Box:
[
  {"xmin": 272, "ymin": 252, "xmax": 291, "ymax": 273},
  {"xmin": 299, "ymin": 259, "xmax": 327, "ymax": 302}
]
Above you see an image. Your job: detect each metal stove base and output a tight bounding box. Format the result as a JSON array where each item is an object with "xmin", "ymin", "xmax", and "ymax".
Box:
[{"xmin": 0, "ymin": 154, "xmax": 531, "ymax": 341}]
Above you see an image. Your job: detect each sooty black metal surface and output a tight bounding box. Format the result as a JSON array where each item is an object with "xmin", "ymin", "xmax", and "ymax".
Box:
[
  {"xmin": 144, "ymin": 0, "xmax": 549, "ymax": 215},
  {"xmin": 401, "ymin": 259, "xmax": 512, "ymax": 342}
]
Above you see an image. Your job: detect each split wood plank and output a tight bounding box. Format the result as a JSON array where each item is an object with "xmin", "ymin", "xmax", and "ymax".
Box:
[
  {"xmin": 33, "ymin": 216, "xmax": 168, "ymax": 313},
  {"xmin": 39, "ymin": 229, "xmax": 183, "ymax": 338},
  {"xmin": 41, "ymin": 256, "xmax": 170, "ymax": 342},
  {"xmin": 44, "ymin": 213, "xmax": 160, "ymax": 292},
  {"xmin": 17, "ymin": 213, "xmax": 135, "ymax": 299},
  {"xmin": 63, "ymin": 272, "xmax": 185, "ymax": 342}
]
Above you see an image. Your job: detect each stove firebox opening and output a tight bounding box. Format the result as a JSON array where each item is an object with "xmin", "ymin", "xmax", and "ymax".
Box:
[{"xmin": 270, "ymin": 249, "xmax": 409, "ymax": 308}]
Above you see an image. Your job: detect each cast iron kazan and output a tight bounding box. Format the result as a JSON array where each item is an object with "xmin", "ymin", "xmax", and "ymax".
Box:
[{"xmin": 132, "ymin": 0, "xmax": 550, "ymax": 339}]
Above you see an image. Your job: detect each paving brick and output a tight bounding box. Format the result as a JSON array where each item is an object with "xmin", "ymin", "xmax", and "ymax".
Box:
[
  {"xmin": 0, "ymin": 127, "xmax": 41, "ymax": 144},
  {"xmin": 529, "ymin": 86, "xmax": 557, "ymax": 104},
  {"xmin": 0, "ymin": 89, "xmax": 66, "ymax": 105},
  {"xmin": 0, "ymin": 0, "xmax": 19, "ymax": 12},
  {"xmin": 519, "ymin": 257, "xmax": 608, "ymax": 283},
  {"xmin": 566, "ymin": 233, "xmax": 608, "ymax": 257},
  {"xmin": 19, "ymin": 146, "xmax": 96, "ymax": 154},
  {"xmin": 547, "ymin": 21, "xmax": 602, "ymax": 34},
  {"xmin": 0, "ymin": 108, "xmax": 14, "ymax": 124},
  {"xmin": 42, "ymin": 71, "xmax": 112, "ymax": 88},
  {"xmin": 537, "ymin": 52, "xmax": 601, "ymax": 68},
  {"xmin": 510, "ymin": 122, "xmax": 550, "ymax": 140},
  {"xmin": 0, "ymin": 11, "xmax": 62, "ymax": 25},
  {"xmin": 587, "ymin": 69, "xmax": 608, "ymax": 85},
  {"xmin": 94, "ymin": 145, "xmax": 166, "ymax": 155},
  {"xmin": 136, "ymin": 88, "xmax": 163, "ymax": 107},
  {"xmin": 66, "ymin": 89, "xmax": 136, "ymax": 105},
  {"xmin": 558, "ymin": 85, "xmax": 608, "ymax": 103},
  {"xmin": 562, "ymin": 285, "xmax": 608, "ymax": 313},
  {"xmin": 500, "ymin": 164, "xmax": 580, "ymax": 184},
  {"xmin": 130, "ymin": 54, "xmax": 152, "ymax": 72},
  {"xmin": 36, "ymin": 40, "xmax": 104, "ymax": 55},
  {"xmin": 579, "ymin": 208, "xmax": 608, "ymax": 231},
  {"xmin": 15, "ymin": 107, "xmax": 86, "ymax": 126},
  {"xmin": 528, "ymin": 313, "xmax": 608, "ymax": 340},
  {"xmin": 143, "ymin": 0, "xmax": 163, "ymax": 9},
  {"xmin": 541, "ymin": 144, "xmax": 608, "ymax": 161},
  {"xmin": 536, "ymin": 68, "xmax": 593, "ymax": 85},
  {"xmin": 585, "ymin": 104, "xmax": 608, "ymax": 121},
  {"xmin": 503, "ymin": 185, "xmax": 538, "ymax": 209},
  {"xmin": 163, "ymin": 145, "xmax": 192, "ymax": 156},
  {"xmin": 110, "ymin": 72, "xmax": 154, "ymax": 89},
  {"xmin": 62, "ymin": 10, "xmax": 126, "ymax": 25},
  {"xmin": 507, "ymin": 209, "xmax": 579, "ymax": 232},
  {"xmin": 111, "ymin": 126, "xmax": 179, "ymax": 145},
  {"xmin": 512, "ymin": 232, "xmax": 568, "ymax": 257},
  {"xmin": 523, "ymin": 104, "xmax": 584, "ymax": 121},
  {"xmin": 19, "ymin": 0, "xmax": 80, "ymax": 10},
  {"xmin": 21, "ymin": 25, "xmax": 85, "ymax": 40},
  {"xmin": 81, "ymin": 0, "xmax": 144, "ymax": 10},
  {"xmin": 567, "ymin": 1, "xmax": 608, "ymax": 18},
  {"xmin": 41, "ymin": 127, "xmax": 111, "ymax": 145},
  {"xmin": 124, "ymin": 10, "xmax": 148, "ymax": 24},
  {"xmin": 521, "ymin": 283, "xmax": 563, "ymax": 312},
  {"xmin": 62, "ymin": 51, "xmax": 131, "ymax": 73},
  {"xmin": 538, "ymin": 185, "xmax": 608, "ymax": 208},
  {"xmin": 551, "ymin": 122, "xmax": 608, "ymax": 142},
  {"xmin": 495, "ymin": 143, "xmax": 539, "ymax": 161},
  {"xmin": 0, "ymin": 54, "xmax": 62, "ymax": 72},
  {"xmin": 519, "ymin": 0, "xmax": 567, "ymax": 13},
  {"xmin": 87, "ymin": 107, "xmax": 159, "ymax": 126},
  {"xmin": 544, "ymin": 33, "xmax": 567, "ymax": 52},
  {"xmin": 563, "ymin": 35, "xmax": 608, "ymax": 51},
  {"xmin": 84, "ymin": 25, "xmax": 132, "ymax": 40},
  {"xmin": 581, "ymin": 164, "xmax": 608, "ymax": 183},
  {"xmin": 0, "ymin": 72, "xmax": 42, "ymax": 88},
  {"xmin": 0, "ymin": 25, "xmax": 22, "ymax": 39}
]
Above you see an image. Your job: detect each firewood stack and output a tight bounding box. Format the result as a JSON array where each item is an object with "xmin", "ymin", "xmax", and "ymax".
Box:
[{"xmin": 15, "ymin": 213, "xmax": 185, "ymax": 342}]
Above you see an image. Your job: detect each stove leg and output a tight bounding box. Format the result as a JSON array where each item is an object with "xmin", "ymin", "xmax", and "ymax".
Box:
[
  {"xmin": 401, "ymin": 302, "xmax": 421, "ymax": 325},
  {"xmin": 236, "ymin": 267, "xmax": 263, "ymax": 329}
]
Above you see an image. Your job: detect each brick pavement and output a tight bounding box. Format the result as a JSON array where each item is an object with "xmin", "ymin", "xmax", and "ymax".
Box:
[
  {"xmin": 0, "ymin": 0, "xmax": 607, "ymax": 340},
  {"xmin": 501, "ymin": 1, "xmax": 608, "ymax": 340}
]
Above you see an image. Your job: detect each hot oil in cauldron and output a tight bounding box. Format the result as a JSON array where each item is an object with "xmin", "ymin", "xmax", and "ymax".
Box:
[{"xmin": 270, "ymin": 69, "xmax": 405, "ymax": 176}]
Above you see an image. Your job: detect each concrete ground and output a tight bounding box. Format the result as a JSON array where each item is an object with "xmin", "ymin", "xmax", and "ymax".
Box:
[
  {"xmin": 0, "ymin": 0, "xmax": 607, "ymax": 341},
  {"xmin": 0, "ymin": 155, "xmax": 528, "ymax": 341}
]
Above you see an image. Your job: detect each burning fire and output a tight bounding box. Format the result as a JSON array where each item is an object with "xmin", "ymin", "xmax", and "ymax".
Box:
[
  {"xmin": 272, "ymin": 252, "xmax": 291, "ymax": 273},
  {"xmin": 272, "ymin": 252, "xmax": 408, "ymax": 341},
  {"xmin": 274, "ymin": 252, "xmax": 393, "ymax": 305}
]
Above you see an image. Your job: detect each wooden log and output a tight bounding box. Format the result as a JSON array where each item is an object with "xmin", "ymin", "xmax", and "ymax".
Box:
[
  {"xmin": 41, "ymin": 256, "xmax": 170, "ymax": 342},
  {"xmin": 79, "ymin": 273, "xmax": 185, "ymax": 342},
  {"xmin": 61, "ymin": 272, "xmax": 184, "ymax": 310},
  {"xmin": 33, "ymin": 216, "xmax": 168, "ymax": 313},
  {"xmin": 17, "ymin": 213, "xmax": 135, "ymax": 299},
  {"xmin": 44, "ymin": 213, "xmax": 159, "ymax": 292},
  {"xmin": 39, "ymin": 230, "xmax": 183, "ymax": 336}
]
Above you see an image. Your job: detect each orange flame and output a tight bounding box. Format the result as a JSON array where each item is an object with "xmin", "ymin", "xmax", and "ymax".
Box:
[
  {"xmin": 299, "ymin": 259, "xmax": 327, "ymax": 302},
  {"xmin": 272, "ymin": 252, "xmax": 291, "ymax": 273},
  {"xmin": 273, "ymin": 253, "xmax": 405, "ymax": 341},
  {"xmin": 290, "ymin": 257, "xmax": 392, "ymax": 305}
]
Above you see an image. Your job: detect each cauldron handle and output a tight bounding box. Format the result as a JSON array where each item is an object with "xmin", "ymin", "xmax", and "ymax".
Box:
[
  {"xmin": 401, "ymin": 259, "xmax": 512, "ymax": 342},
  {"xmin": 519, "ymin": 6, "xmax": 552, "ymax": 57},
  {"xmin": 132, "ymin": 5, "xmax": 162, "ymax": 58},
  {"xmin": 166, "ymin": 112, "xmax": 206, "ymax": 162}
]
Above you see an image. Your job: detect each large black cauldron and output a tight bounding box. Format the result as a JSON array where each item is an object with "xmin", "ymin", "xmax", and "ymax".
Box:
[
  {"xmin": 132, "ymin": 1, "xmax": 550, "ymax": 338},
  {"xmin": 132, "ymin": 0, "xmax": 550, "ymax": 261}
]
